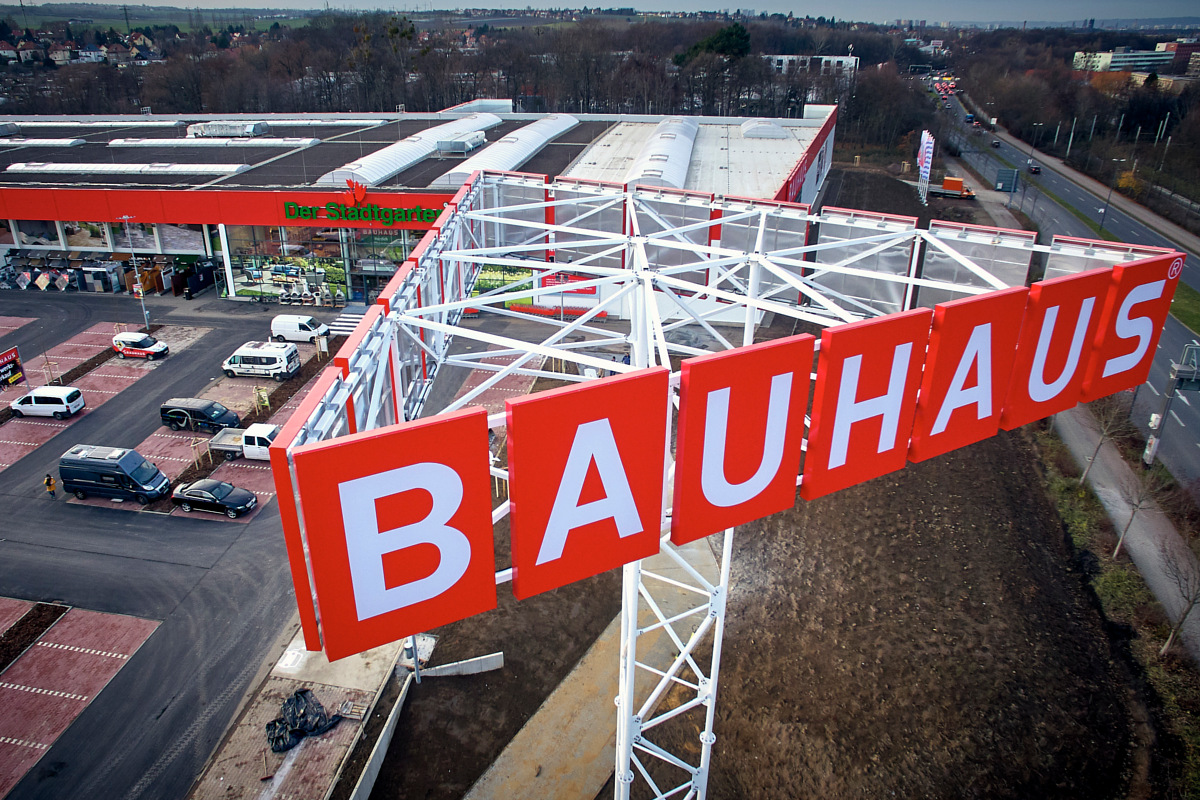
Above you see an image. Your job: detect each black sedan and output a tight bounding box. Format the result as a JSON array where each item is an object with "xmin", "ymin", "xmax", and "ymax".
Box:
[{"xmin": 172, "ymin": 479, "xmax": 258, "ymax": 518}]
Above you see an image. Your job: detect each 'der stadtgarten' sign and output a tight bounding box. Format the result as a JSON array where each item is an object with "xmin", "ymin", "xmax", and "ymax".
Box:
[{"xmin": 283, "ymin": 201, "xmax": 441, "ymax": 226}]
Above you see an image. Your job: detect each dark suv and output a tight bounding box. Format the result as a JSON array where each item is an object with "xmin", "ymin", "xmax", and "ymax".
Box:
[{"xmin": 160, "ymin": 398, "xmax": 241, "ymax": 432}]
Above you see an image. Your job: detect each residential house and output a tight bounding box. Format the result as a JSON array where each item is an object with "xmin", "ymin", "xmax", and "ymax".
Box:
[
  {"xmin": 104, "ymin": 42, "xmax": 131, "ymax": 65},
  {"xmin": 0, "ymin": 42, "xmax": 17, "ymax": 62},
  {"xmin": 17, "ymin": 41, "xmax": 43, "ymax": 62},
  {"xmin": 77, "ymin": 44, "xmax": 105, "ymax": 63},
  {"xmin": 47, "ymin": 43, "xmax": 75, "ymax": 66}
]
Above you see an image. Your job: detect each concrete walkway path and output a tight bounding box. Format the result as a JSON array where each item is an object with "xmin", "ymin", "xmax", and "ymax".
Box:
[{"xmin": 1055, "ymin": 405, "xmax": 1200, "ymax": 663}]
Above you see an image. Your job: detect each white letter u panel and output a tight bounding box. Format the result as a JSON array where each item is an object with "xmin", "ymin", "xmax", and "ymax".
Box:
[{"xmin": 672, "ymin": 335, "xmax": 813, "ymax": 545}]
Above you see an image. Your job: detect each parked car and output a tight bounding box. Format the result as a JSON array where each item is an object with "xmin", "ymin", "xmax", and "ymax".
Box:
[
  {"xmin": 9, "ymin": 385, "xmax": 85, "ymax": 419},
  {"xmin": 991, "ymin": 139, "xmax": 1001, "ymax": 148},
  {"xmin": 222, "ymin": 341, "xmax": 301, "ymax": 382},
  {"xmin": 160, "ymin": 397, "xmax": 240, "ymax": 432},
  {"xmin": 113, "ymin": 331, "xmax": 169, "ymax": 360},
  {"xmin": 171, "ymin": 478, "xmax": 258, "ymax": 518},
  {"xmin": 59, "ymin": 444, "xmax": 170, "ymax": 504},
  {"xmin": 271, "ymin": 314, "xmax": 330, "ymax": 344}
]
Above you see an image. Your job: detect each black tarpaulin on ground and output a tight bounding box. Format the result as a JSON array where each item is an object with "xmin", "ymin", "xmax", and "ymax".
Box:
[{"xmin": 266, "ymin": 688, "xmax": 343, "ymax": 753}]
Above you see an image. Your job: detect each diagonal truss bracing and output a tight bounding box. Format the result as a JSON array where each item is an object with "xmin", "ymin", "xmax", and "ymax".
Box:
[{"xmin": 278, "ymin": 171, "xmax": 1164, "ymax": 800}]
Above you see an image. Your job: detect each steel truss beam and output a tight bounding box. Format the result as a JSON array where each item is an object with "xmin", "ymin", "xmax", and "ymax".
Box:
[{"xmin": 282, "ymin": 172, "xmax": 1157, "ymax": 799}]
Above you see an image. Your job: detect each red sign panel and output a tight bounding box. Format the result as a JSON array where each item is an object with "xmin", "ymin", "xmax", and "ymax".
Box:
[
  {"xmin": 671, "ymin": 335, "xmax": 814, "ymax": 545},
  {"xmin": 801, "ymin": 309, "xmax": 932, "ymax": 500},
  {"xmin": 291, "ymin": 408, "xmax": 496, "ymax": 661},
  {"xmin": 908, "ymin": 287, "xmax": 1028, "ymax": 462},
  {"xmin": 1000, "ymin": 268, "xmax": 1114, "ymax": 430},
  {"xmin": 507, "ymin": 368, "xmax": 669, "ymax": 599},
  {"xmin": 1080, "ymin": 254, "xmax": 1183, "ymax": 403},
  {"xmin": 540, "ymin": 271, "xmax": 598, "ymax": 295},
  {"xmin": 0, "ymin": 345, "xmax": 23, "ymax": 387},
  {"xmin": 0, "ymin": 187, "xmax": 455, "ymax": 231}
]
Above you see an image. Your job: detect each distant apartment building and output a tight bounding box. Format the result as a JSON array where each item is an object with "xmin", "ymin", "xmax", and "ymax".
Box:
[
  {"xmin": 766, "ymin": 54, "xmax": 858, "ymax": 79},
  {"xmin": 1189, "ymin": 52, "xmax": 1200, "ymax": 78},
  {"xmin": 1156, "ymin": 39, "xmax": 1200, "ymax": 74},
  {"xmin": 1073, "ymin": 46, "xmax": 1174, "ymax": 73}
]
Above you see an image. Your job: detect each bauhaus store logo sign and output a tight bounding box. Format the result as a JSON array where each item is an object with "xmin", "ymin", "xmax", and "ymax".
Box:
[{"xmin": 289, "ymin": 254, "xmax": 1183, "ymax": 660}]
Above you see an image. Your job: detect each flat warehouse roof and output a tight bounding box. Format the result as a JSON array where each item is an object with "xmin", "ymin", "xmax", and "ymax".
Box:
[{"xmin": 0, "ymin": 107, "xmax": 836, "ymax": 198}]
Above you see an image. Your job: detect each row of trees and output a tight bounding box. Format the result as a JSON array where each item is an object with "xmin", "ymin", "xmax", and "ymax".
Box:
[
  {"xmin": 0, "ymin": 13, "xmax": 930, "ymax": 148},
  {"xmin": 954, "ymin": 28, "xmax": 1200, "ymax": 230}
]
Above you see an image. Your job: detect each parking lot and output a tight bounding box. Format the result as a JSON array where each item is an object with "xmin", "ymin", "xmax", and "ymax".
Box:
[{"xmin": 0, "ymin": 289, "xmax": 343, "ymax": 800}]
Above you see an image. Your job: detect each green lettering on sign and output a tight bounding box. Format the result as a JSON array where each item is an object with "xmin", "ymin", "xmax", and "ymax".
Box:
[{"xmin": 295, "ymin": 200, "xmax": 439, "ymax": 228}]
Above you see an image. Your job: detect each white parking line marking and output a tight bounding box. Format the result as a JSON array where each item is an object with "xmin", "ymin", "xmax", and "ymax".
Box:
[
  {"xmin": 1145, "ymin": 383, "xmax": 1160, "ymax": 396},
  {"xmin": 1171, "ymin": 410, "xmax": 1186, "ymax": 427}
]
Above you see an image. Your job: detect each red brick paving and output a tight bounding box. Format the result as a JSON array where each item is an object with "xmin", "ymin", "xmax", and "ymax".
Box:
[
  {"xmin": 0, "ymin": 316, "xmax": 35, "ymax": 337},
  {"xmin": 452, "ymin": 349, "xmax": 545, "ymax": 414},
  {"xmin": 0, "ymin": 597, "xmax": 32, "ymax": 636},
  {"xmin": 189, "ymin": 676, "xmax": 369, "ymax": 800},
  {"xmin": 0, "ymin": 608, "xmax": 157, "ymax": 798}
]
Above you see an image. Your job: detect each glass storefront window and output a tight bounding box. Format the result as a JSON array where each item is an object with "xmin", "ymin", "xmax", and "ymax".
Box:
[
  {"xmin": 156, "ymin": 223, "xmax": 205, "ymax": 254},
  {"xmin": 14, "ymin": 220, "xmax": 63, "ymax": 249},
  {"xmin": 63, "ymin": 221, "xmax": 110, "ymax": 250},
  {"xmin": 115, "ymin": 221, "xmax": 156, "ymax": 252}
]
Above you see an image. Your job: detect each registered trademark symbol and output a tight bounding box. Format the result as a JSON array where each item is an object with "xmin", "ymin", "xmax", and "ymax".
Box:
[{"xmin": 1170, "ymin": 258, "xmax": 1184, "ymax": 279}]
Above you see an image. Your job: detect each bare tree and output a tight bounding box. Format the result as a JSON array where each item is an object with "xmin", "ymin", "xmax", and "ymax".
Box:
[
  {"xmin": 1114, "ymin": 466, "xmax": 1174, "ymax": 559},
  {"xmin": 1157, "ymin": 537, "xmax": 1200, "ymax": 655},
  {"xmin": 1080, "ymin": 393, "xmax": 1136, "ymax": 485}
]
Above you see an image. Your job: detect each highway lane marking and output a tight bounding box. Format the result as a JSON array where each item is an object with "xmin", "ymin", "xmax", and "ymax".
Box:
[
  {"xmin": 0, "ymin": 682, "xmax": 88, "ymax": 702},
  {"xmin": 36, "ymin": 640, "xmax": 130, "ymax": 659}
]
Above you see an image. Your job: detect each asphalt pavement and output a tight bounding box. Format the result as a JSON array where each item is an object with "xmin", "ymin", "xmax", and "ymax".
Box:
[{"xmin": 0, "ymin": 290, "xmax": 342, "ymax": 800}]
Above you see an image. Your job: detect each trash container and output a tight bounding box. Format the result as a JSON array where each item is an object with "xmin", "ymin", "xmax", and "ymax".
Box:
[{"xmin": 185, "ymin": 287, "xmax": 193, "ymax": 300}]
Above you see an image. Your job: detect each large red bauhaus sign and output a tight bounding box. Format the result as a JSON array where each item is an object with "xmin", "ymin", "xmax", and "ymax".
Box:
[{"xmin": 281, "ymin": 253, "xmax": 1183, "ymax": 660}]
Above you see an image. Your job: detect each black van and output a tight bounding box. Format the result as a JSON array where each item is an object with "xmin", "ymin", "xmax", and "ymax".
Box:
[
  {"xmin": 160, "ymin": 398, "xmax": 241, "ymax": 432},
  {"xmin": 59, "ymin": 444, "xmax": 171, "ymax": 504}
]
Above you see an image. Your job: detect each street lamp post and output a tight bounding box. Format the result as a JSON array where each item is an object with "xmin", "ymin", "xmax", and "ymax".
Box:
[
  {"xmin": 1099, "ymin": 158, "xmax": 1127, "ymax": 235},
  {"xmin": 1026, "ymin": 122, "xmax": 1044, "ymax": 169},
  {"xmin": 117, "ymin": 214, "xmax": 150, "ymax": 332}
]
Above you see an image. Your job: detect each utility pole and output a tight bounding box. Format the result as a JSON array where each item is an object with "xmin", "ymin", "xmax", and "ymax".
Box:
[
  {"xmin": 122, "ymin": 4, "xmax": 131, "ymax": 33},
  {"xmin": 1065, "ymin": 117, "xmax": 1077, "ymax": 159}
]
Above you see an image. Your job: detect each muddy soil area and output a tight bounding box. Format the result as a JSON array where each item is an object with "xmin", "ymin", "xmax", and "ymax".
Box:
[{"xmin": 640, "ymin": 429, "xmax": 1134, "ymax": 798}]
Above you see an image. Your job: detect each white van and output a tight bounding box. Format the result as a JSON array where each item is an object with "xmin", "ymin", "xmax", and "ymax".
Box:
[
  {"xmin": 9, "ymin": 385, "xmax": 86, "ymax": 419},
  {"xmin": 222, "ymin": 341, "xmax": 301, "ymax": 382},
  {"xmin": 271, "ymin": 314, "xmax": 330, "ymax": 344}
]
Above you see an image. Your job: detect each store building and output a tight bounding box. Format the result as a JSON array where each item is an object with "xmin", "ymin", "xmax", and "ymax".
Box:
[{"xmin": 0, "ymin": 102, "xmax": 837, "ymax": 305}]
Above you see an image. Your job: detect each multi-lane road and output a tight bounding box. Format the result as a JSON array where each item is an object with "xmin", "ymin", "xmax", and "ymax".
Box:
[{"xmin": 941, "ymin": 92, "xmax": 1200, "ymax": 490}]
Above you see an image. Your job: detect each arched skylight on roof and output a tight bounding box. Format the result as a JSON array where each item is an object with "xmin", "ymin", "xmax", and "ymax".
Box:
[
  {"xmin": 623, "ymin": 117, "xmax": 699, "ymax": 190},
  {"xmin": 315, "ymin": 113, "xmax": 503, "ymax": 188},
  {"xmin": 430, "ymin": 114, "xmax": 580, "ymax": 188},
  {"xmin": 5, "ymin": 162, "xmax": 251, "ymax": 175}
]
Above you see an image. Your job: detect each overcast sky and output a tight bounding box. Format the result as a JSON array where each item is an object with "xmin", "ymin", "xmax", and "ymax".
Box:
[{"xmin": 201, "ymin": 0, "xmax": 1199, "ymax": 23}]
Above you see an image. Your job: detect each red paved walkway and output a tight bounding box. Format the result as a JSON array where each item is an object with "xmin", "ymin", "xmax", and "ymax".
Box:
[
  {"xmin": 0, "ymin": 597, "xmax": 32, "ymax": 636},
  {"xmin": 0, "ymin": 316, "xmax": 35, "ymax": 338},
  {"xmin": 0, "ymin": 606, "xmax": 157, "ymax": 798}
]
